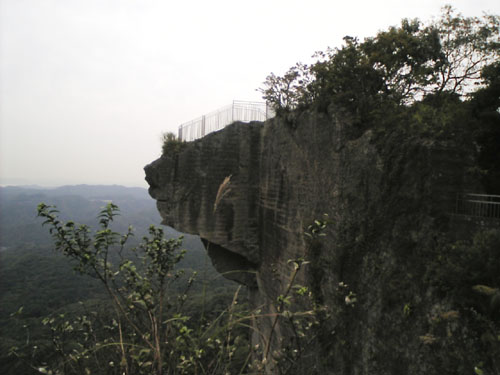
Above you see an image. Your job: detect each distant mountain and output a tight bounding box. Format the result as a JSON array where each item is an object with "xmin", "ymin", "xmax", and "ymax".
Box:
[
  {"xmin": 0, "ymin": 185, "xmax": 236, "ymax": 375},
  {"xmin": 47, "ymin": 184, "xmax": 151, "ymax": 200},
  {"xmin": 0, "ymin": 183, "xmax": 222, "ymax": 315},
  {"xmin": 0, "ymin": 184, "xmax": 201, "ymax": 250}
]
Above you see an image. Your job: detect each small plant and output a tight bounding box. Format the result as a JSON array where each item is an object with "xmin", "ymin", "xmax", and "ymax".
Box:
[
  {"xmin": 403, "ymin": 302, "xmax": 412, "ymax": 317},
  {"xmin": 12, "ymin": 203, "xmax": 330, "ymax": 374},
  {"xmin": 258, "ymin": 62, "xmax": 314, "ymax": 115},
  {"xmin": 251, "ymin": 216, "xmax": 331, "ymax": 374},
  {"xmin": 33, "ymin": 203, "xmax": 251, "ymax": 375},
  {"xmin": 161, "ymin": 132, "xmax": 186, "ymax": 156}
]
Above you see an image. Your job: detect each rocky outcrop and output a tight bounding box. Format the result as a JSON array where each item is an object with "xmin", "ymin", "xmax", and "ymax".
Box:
[
  {"xmin": 145, "ymin": 112, "xmax": 498, "ymax": 374},
  {"xmin": 146, "ymin": 121, "xmax": 262, "ymax": 287}
]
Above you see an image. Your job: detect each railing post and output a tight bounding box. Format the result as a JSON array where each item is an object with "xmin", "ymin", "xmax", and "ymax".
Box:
[{"xmin": 178, "ymin": 100, "xmax": 271, "ymax": 142}]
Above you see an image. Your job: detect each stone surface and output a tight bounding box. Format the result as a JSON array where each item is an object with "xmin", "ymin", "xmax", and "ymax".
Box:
[{"xmin": 145, "ymin": 112, "xmax": 497, "ymax": 374}]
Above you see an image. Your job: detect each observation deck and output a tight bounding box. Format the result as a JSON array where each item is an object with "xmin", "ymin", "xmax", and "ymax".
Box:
[{"xmin": 178, "ymin": 100, "xmax": 274, "ymax": 142}]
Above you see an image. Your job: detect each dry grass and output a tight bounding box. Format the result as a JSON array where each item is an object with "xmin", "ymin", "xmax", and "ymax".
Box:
[{"xmin": 214, "ymin": 175, "xmax": 232, "ymax": 213}]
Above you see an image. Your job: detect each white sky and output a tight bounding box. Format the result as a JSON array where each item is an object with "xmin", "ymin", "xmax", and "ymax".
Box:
[{"xmin": 1, "ymin": 0, "xmax": 499, "ymax": 187}]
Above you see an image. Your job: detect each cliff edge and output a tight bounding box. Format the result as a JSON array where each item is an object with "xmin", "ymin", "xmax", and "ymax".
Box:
[{"xmin": 145, "ymin": 111, "xmax": 500, "ymax": 374}]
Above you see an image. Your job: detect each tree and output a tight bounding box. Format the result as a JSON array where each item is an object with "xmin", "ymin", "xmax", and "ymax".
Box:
[
  {"xmin": 468, "ymin": 61, "xmax": 500, "ymax": 192},
  {"xmin": 361, "ymin": 18, "xmax": 442, "ymax": 102},
  {"xmin": 258, "ymin": 63, "xmax": 314, "ymax": 115},
  {"xmin": 260, "ymin": 7, "xmax": 500, "ymax": 116},
  {"xmin": 433, "ymin": 6, "xmax": 500, "ymax": 95},
  {"xmin": 161, "ymin": 132, "xmax": 186, "ymax": 155},
  {"xmin": 34, "ymin": 203, "xmax": 248, "ymax": 375},
  {"xmin": 309, "ymin": 36, "xmax": 385, "ymax": 123},
  {"xmin": 31, "ymin": 203, "xmax": 322, "ymax": 375}
]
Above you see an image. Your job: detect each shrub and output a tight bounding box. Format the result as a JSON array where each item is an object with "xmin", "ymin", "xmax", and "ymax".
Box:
[{"xmin": 162, "ymin": 132, "xmax": 186, "ymax": 156}]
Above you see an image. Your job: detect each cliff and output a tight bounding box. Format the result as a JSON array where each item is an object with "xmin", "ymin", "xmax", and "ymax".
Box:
[{"xmin": 145, "ymin": 112, "xmax": 500, "ymax": 374}]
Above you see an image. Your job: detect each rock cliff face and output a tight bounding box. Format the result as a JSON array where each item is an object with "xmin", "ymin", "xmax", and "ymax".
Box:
[{"xmin": 145, "ymin": 112, "xmax": 498, "ymax": 374}]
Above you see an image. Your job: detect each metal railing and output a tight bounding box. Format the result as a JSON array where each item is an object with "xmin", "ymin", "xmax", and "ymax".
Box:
[
  {"xmin": 454, "ymin": 193, "xmax": 500, "ymax": 219},
  {"xmin": 178, "ymin": 100, "xmax": 274, "ymax": 142}
]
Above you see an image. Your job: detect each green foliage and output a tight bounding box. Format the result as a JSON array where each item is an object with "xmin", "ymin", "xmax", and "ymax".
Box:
[
  {"xmin": 434, "ymin": 5, "xmax": 500, "ymax": 95},
  {"xmin": 258, "ymin": 63, "xmax": 314, "ymax": 115},
  {"xmin": 423, "ymin": 229, "xmax": 500, "ymax": 373},
  {"xmin": 162, "ymin": 132, "xmax": 186, "ymax": 156},
  {"xmin": 12, "ymin": 203, "xmax": 324, "ymax": 375},
  {"xmin": 403, "ymin": 302, "xmax": 412, "ymax": 317},
  {"xmin": 474, "ymin": 363, "xmax": 485, "ymax": 375},
  {"xmin": 428, "ymin": 229, "xmax": 500, "ymax": 297},
  {"xmin": 468, "ymin": 61, "xmax": 500, "ymax": 192},
  {"xmin": 260, "ymin": 7, "xmax": 499, "ymax": 129},
  {"xmin": 310, "ymin": 36, "xmax": 385, "ymax": 125},
  {"xmin": 361, "ymin": 18, "xmax": 441, "ymax": 102},
  {"xmin": 304, "ymin": 214, "xmax": 330, "ymax": 239},
  {"xmin": 406, "ymin": 91, "xmax": 468, "ymax": 138},
  {"xmin": 32, "ymin": 203, "xmax": 249, "ymax": 374},
  {"xmin": 0, "ymin": 187, "xmax": 238, "ymax": 375}
]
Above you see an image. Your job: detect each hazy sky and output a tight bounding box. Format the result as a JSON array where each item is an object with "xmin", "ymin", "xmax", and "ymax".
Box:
[{"xmin": 1, "ymin": 0, "xmax": 499, "ymax": 187}]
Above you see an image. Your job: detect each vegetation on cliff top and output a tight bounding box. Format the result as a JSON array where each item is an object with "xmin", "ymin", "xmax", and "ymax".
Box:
[
  {"xmin": 260, "ymin": 6, "xmax": 499, "ymax": 117},
  {"xmin": 5, "ymin": 7, "xmax": 500, "ymax": 375},
  {"xmin": 256, "ymin": 7, "xmax": 500, "ymax": 373},
  {"xmin": 161, "ymin": 132, "xmax": 186, "ymax": 156},
  {"xmin": 260, "ymin": 6, "xmax": 500, "ymax": 192}
]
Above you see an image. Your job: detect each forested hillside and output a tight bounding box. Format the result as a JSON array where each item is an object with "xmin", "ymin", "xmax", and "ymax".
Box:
[
  {"xmin": 3, "ymin": 5, "xmax": 500, "ymax": 374},
  {"xmin": 0, "ymin": 185, "xmax": 237, "ymax": 375}
]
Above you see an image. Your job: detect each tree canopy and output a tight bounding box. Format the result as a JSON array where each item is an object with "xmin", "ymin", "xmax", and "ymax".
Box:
[{"xmin": 260, "ymin": 6, "xmax": 499, "ymax": 118}]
